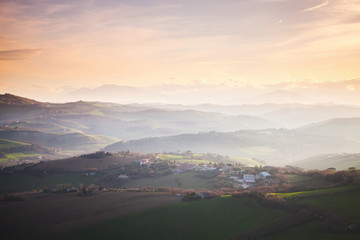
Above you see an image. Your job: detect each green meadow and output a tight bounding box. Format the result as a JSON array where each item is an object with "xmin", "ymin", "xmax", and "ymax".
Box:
[{"xmin": 58, "ymin": 197, "xmax": 289, "ymax": 240}]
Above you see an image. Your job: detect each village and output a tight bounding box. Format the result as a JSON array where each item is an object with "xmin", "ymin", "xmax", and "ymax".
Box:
[{"xmin": 109, "ymin": 152, "xmax": 274, "ymax": 190}]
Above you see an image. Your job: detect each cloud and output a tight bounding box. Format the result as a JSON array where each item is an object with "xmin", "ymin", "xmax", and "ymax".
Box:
[
  {"xmin": 301, "ymin": 0, "xmax": 329, "ymax": 12},
  {"xmin": 0, "ymin": 49, "xmax": 44, "ymax": 60}
]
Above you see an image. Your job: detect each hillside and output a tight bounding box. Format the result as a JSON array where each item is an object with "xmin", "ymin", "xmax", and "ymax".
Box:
[
  {"xmin": 261, "ymin": 106, "xmax": 360, "ymax": 128},
  {"xmin": 105, "ymin": 125, "xmax": 360, "ymax": 165},
  {"xmin": 0, "ymin": 128, "xmax": 118, "ymax": 153},
  {"xmin": 29, "ymin": 154, "xmax": 139, "ymax": 172},
  {"xmin": 298, "ymin": 118, "xmax": 360, "ymax": 139},
  {"xmin": 294, "ymin": 153, "xmax": 360, "ymax": 170},
  {"xmin": 0, "ymin": 94, "xmax": 276, "ymax": 141}
]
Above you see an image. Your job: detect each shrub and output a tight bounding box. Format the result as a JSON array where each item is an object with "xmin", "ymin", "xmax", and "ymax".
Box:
[{"xmin": 3, "ymin": 193, "xmax": 26, "ymax": 201}]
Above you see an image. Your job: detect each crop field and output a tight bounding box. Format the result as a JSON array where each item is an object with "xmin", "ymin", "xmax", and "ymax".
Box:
[
  {"xmin": 268, "ymin": 186, "xmax": 358, "ymax": 198},
  {"xmin": 0, "ymin": 173, "xmax": 96, "ymax": 193},
  {"xmin": 1, "ymin": 191, "xmax": 180, "ymax": 240},
  {"xmin": 121, "ymin": 171, "xmax": 215, "ymax": 189},
  {"xmin": 57, "ymin": 197, "xmax": 289, "ymax": 240}
]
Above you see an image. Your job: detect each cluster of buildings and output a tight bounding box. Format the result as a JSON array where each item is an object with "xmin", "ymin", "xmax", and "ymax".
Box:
[{"xmin": 229, "ymin": 171, "xmax": 271, "ymax": 188}]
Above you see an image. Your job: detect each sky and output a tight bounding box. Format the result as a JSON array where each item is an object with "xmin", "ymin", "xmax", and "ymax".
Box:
[{"xmin": 0, "ymin": 0, "xmax": 360, "ymax": 102}]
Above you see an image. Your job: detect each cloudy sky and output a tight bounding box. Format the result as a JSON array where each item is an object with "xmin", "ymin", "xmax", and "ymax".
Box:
[{"xmin": 0, "ymin": 0, "xmax": 360, "ymax": 100}]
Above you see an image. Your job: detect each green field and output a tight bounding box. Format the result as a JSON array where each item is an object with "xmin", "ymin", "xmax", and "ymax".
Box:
[
  {"xmin": 122, "ymin": 171, "xmax": 215, "ymax": 189},
  {"xmin": 268, "ymin": 186, "xmax": 358, "ymax": 198},
  {"xmin": 281, "ymin": 174, "xmax": 312, "ymax": 183},
  {"xmin": 0, "ymin": 173, "xmax": 96, "ymax": 193},
  {"xmin": 0, "ymin": 152, "xmax": 41, "ymax": 162},
  {"xmin": 158, "ymin": 154, "xmax": 261, "ymax": 166},
  {"xmin": 230, "ymin": 157, "xmax": 262, "ymax": 166},
  {"xmin": 0, "ymin": 139, "xmax": 37, "ymax": 162},
  {"xmin": 58, "ymin": 197, "xmax": 289, "ymax": 240},
  {"xmin": 298, "ymin": 191, "xmax": 360, "ymax": 223},
  {"xmin": 262, "ymin": 221, "xmax": 360, "ymax": 240},
  {"xmin": 0, "ymin": 139, "xmax": 30, "ymax": 149},
  {"xmin": 158, "ymin": 154, "xmax": 215, "ymax": 164}
]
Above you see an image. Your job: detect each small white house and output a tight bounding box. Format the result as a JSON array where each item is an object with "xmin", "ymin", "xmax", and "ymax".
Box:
[{"xmin": 243, "ymin": 174, "xmax": 255, "ymax": 183}]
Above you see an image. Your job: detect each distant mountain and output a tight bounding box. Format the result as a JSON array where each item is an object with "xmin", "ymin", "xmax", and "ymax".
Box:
[
  {"xmin": 298, "ymin": 117, "xmax": 360, "ymax": 139},
  {"xmin": 0, "ymin": 94, "xmax": 276, "ymax": 141},
  {"xmin": 261, "ymin": 106, "xmax": 360, "ymax": 128},
  {"xmin": 246, "ymin": 90, "xmax": 309, "ymax": 104},
  {"xmin": 145, "ymin": 103, "xmax": 303, "ymax": 116},
  {"xmin": 66, "ymin": 84, "xmax": 168, "ymax": 103}
]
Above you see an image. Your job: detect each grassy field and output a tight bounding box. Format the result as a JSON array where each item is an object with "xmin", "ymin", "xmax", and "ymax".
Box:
[
  {"xmin": 1, "ymin": 192, "xmax": 180, "ymax": 240},
  {"xmin": 262, "ymin": 221, "xmax": 360, "ymax": 240},
  {"xmin": 0, "ymin": 152, "xmax": 41, "ymax": 162},
  {"xmin": 0, "ymin": 139, "xmax": 30, "ymax": 149},
  {"xmin": 158, "ymin": 154, "xmax": 261, "ymax": 166},
  {"xmin": 122, "ymin": 171, "xmax": 215, "ymax": 189},
  {"xmin": 58, "ymin": 197, "xmax": 289, "ymax": 240},
  {"xmin": 280, "ymin": 174, "xmax": 312, "ymax": 183},
  {"xmin": 298, "ymin": 191, "xmax": 360, "ymax": 223},
  {"xmin": 158, "ymin": 154, "xmax": 215, "ymax": 164},
  {"xmin": 268, "ymin": 186, "xmax": 358, "ymax": 198},
  {"xmin": 0, "ymin": 139, "xmax": 38, "ymax": 162},
  {"xmin": 0, "ymin": 173, "xmax": 96, "ymax": 193},
  {"xmin": 230, "ymin": 157, "xmax": 262, "ymax": 166}
]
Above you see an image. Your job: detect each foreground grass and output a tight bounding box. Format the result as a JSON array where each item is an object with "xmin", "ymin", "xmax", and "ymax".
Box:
[
  {"xmin": 0, "ymin": 173, "xmax": 96, "ymax": 193},
  {"xmin": 268, "ymin": 186, "xmax": 357, "ymax": 198},
  {"xmin": 58, "ymin": 197, "xmax": 289, "ymax": 240},
  {"xmin": 122, "ymin": 171, "xmax": 215, "ymax": 189}
]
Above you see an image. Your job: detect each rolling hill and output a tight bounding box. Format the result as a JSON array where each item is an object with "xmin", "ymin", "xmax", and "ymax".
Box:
[
  {"xmin": 294, "ymin": 153, "xmax": 360, "ymax": 170},
  {"xmin": 105, "ymin": 118, "xmax": 360, "ymax": 165},
  {"xmin": 0, "ymin": 93, "xmax": 276, "ymax": 141}
]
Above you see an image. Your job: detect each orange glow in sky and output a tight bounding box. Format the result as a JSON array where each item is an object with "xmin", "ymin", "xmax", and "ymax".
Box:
[{"xmin": 0, "ymin": 0, "xmax": 360, "ymax": 101}]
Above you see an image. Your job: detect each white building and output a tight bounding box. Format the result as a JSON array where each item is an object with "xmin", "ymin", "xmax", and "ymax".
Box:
[{"xmin": 243, "ymin": 174, "xmax": 255, "ymax": 183}]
